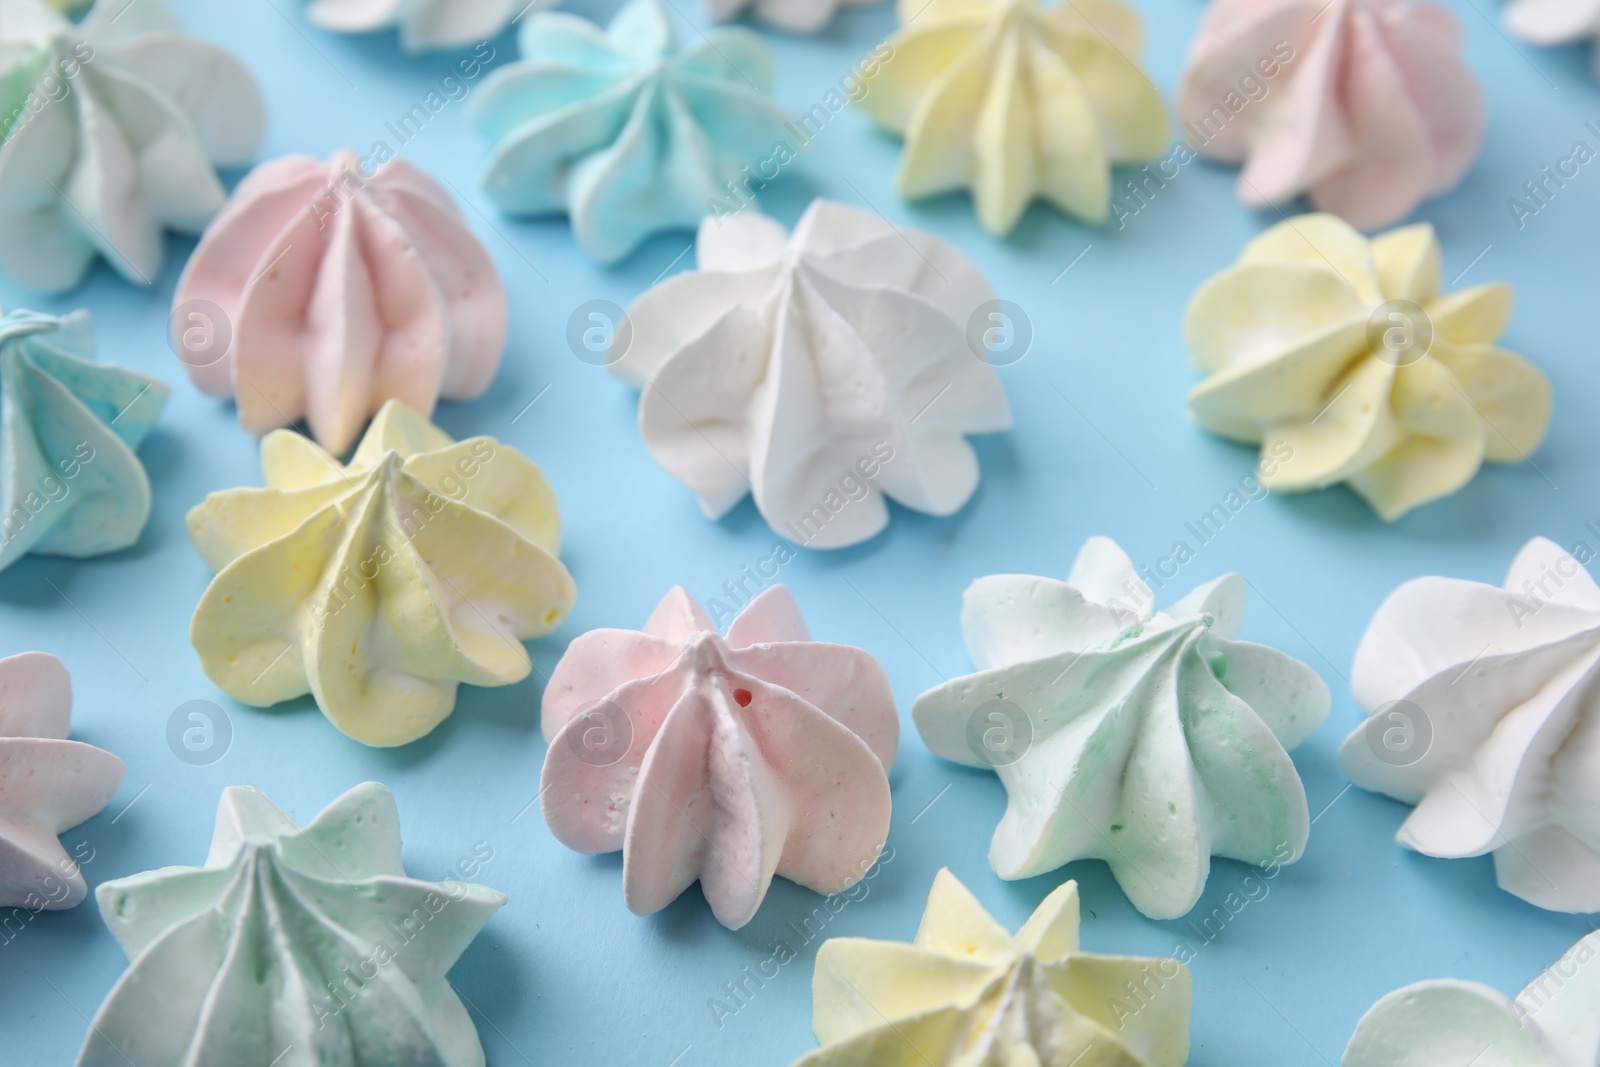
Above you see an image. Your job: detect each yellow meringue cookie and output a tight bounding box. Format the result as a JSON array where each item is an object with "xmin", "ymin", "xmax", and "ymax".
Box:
[
  {"xmin": 856, "ymin": 0, "xmax": 1168, "ymax": 236},
  {"xmin": 186, "ymin": 400, "xmax": 575, "ymax": 747},
  {"xmin": 794, "ymin": 868, "xmax": 1192, "ymax": 1066},
  {"xmin": 1186, "ymin": 215, "xmax": 1552, "ymax": 520}
]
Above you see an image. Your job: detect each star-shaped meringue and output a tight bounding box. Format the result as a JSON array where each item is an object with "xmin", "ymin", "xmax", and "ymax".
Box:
[
  {"xmin": 77, "ymin": 782, "xmax": 507, "ymax": 1067},
  {"xmin": 793, "ymin": 868, "xmax": 1192, "ymax": 1066},
  {"xmin": 187, "ymin": 400, "xmax": 575, "ymax": 747},
  {"xmin": 914, "ymin": 536, "xmax": 1330, "ymax": 919},
  {"xmin": 0, "ymin": 651, "xmax": 124, "ymax": 910},
  {"xmin": 1186, "ymin": 214, "xmax": 1552, "ymax": 520},
  {"xmin": 855, "ymin": 0, "xmax": 1168, "ymax": 235},
  {"xmin": 540, "ymin": 584, "xmax": 898, "ymax": 930},
  {"xmin": 1340, "ymin": 537, "xmax": 1600, "ymax": 913}
]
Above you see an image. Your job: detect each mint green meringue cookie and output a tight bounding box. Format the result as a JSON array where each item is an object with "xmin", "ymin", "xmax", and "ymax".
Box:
[
  {"xmin": 913, "ymin": 536, "xmax": 1331, "ymax": 919},
  {"xmin": 78, "ymin": 782, "xmax": 506, "ymax": 1067},
  {"xmin": 0, "ymin": 308, "xmax": 169, "ymax": 574}
]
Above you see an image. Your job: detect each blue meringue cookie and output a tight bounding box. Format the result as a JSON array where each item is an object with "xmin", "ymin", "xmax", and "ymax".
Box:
[
  {"xmin": 469, "ymin": 0, "xmax": 795, "ymax": 263},
  {"xmin": 0, "ymin": 308, "xmax": 170, "ymax": 574}
]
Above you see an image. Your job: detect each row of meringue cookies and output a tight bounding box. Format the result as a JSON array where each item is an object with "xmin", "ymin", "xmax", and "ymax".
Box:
[
  {"xmin": 12, "ymin": 524, "xmax": 1599, "ymax": 1065},
  {"xmin": 8, "ymin": 0, "xmax": 1589, "ymax": 291},
  {"xmin": 307, "ymin": 0, "xmax": 1583, "ymax": 247}
]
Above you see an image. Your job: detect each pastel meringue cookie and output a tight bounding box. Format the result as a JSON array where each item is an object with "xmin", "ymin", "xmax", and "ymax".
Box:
[
  {"xmin": 540, "ymin": 584, "xmax": 898, "ymax": 930},
  {"xmin": 613, "ymin": 201, "xmax": 1013, "ymax": 549},
  {"xmin": 794, "ymin": 868, "xmax": 1192, "ymax": 1066},
  {"xmin": 0, "ymin": 0, "xmax": 266, "ymax": 292},
  {"xmin": 0, "ymin": 308, "xmax": 171, "ymax": 574},
  {"xmin": 186, "ymin": 400, "xmax": 576, "ymax": 748},
  {"xmin": 306, "ymin": 0, "xmax": 519, "ymax": 51},
  {"xmin": 705, "ymin": 0, "xmax": 878, "ymax": 33},
  {"xmin": 855, "ymin": 0, "xmax": 1167, "ymax": 236},
  {"xmin": 173, "ymin": 150, "xmax": 508, "ymax": 455},
  {"xmin": 1186, "ymin": 214, "xmax": 1552, "ymax": 521},
  {"xmin": 1506, "ymin": 0, "xmax": 1600, "ymax": 77},
  {"xmin": 0, "ymin": 652, "xmax": 125, "ymax": 910},
  {"xmin": 1342, "ymin": 930, "xmax": 1600, "ymax": 1066},
  {"xmin": 468, "ymin": 0, "xmax": 794, "ymax": 263},
  {"xmin": 77, "ymin": 782, "xmax": 507, "ymax": 1067},
  {"xmin": 913, "ymin": 536, "xmax": 1330, "ymax": 920},
  {"xmin": 1176, "ymin": 0, "xmax": 1484, "ymax": 229},
  {"xmin": 1339, "ymin": 537, "xmax": 1600, "ymax": 913}
]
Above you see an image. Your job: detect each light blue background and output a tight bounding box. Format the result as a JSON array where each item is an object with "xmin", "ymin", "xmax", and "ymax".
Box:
[{"xmin": 2, "ymin": 0, "xmax": 1597, "ymax": 1063}]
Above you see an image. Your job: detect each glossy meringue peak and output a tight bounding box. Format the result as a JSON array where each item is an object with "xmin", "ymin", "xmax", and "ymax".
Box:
[
  {"xmin": 855, "ymin": 0, "xmax": 1168, "ymax": 235},
  {"xmin": 794, "ymin": 868, "xmax": 1192, "ymax": 1067},
  {"xmin": 307, "ymin": 0, "xmax": 520, "ymax": 51},
  {"xmin": 1177, "ymin": 0, "xmax": 1484, "ymax": 229},
  {"xmin": 77, "ymin": 782, "xmax": 506, "ymax": 1067},
  {"xmin": 613, "ymin": 200, "xmax": 1012, "ymax": 549},
  {"xmin": 469, "ymin": 0, "xmax": 793, "ymax": 263},
  {"xmin": 1340, "ymin": 537, "xmax": 1600, "ymax": 913},
  {"xmin": 1506, "ymin": 0, "xmax": 1600, "ymax": 77},
  {"xmin": 173, "ymin": 150, "xmax": 508, "ymax": 455},
  {"xmin": 1186, "ymin": 214, "xmax": 1552, "ymax": 521},
  {"xmin": 0, "ymin": 0, "xmax": 266, "ymax": 292},
  {"xmin": 0, "ymin": 307, "xmax": 170, "ymax": 574},
  {"xmin": 187, "ymin": 400, "xmax": 575, "ymax": 747},
  {"xmin": 913, "ymin": 536, "xmax": 1330, "ymax": 919},
  {"xmin": 540, "ymin": 585, "xmax": 898, "ymax": 930},
  {"xmin": 1342, "ymin": 929, "xmax": 1600, "ymax": 1066},
  {"xmin": 0, "ymin": 652, "xmax": 125, "ymax": 910}
]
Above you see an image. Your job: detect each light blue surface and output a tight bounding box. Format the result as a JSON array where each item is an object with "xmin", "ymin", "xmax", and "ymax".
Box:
[{"xmin": 1, "ymin": 1, "xmax": 1597, "ymax": 1064}]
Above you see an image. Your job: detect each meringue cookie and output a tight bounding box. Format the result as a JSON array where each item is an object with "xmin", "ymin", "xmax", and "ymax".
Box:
[
  {"xmin": 186, "ymin": 400, "xmax": 575, "ymax": 748},
  {"xmin": 1506, "ymin": 0, "xmax": 1600, "ymax": 78},
  {"xmin": 913, "ymin": 536, "xmax": 1330, "ymax": 919},
  {"xmin": 0, "ymin": 308, "xmax": 170, "ymax": 574},
  {"xmin": 468, "ymin": 0, "xmax": 793, "ymax": 263},
  {"xmin": 173, "ymin": 150, "xmax": 508, "ymax": 455},
  {"xmin": 307, "ymin": 0, "xmax": 519, "ymax": 51},
  {"xmin": 705, "ymin": 0, "xmax": 877, "ymax": 34},
  {"xmin": 1342, "ymin": 930, "xmax": 1600, "ymax": 1067},
  {"xmin": 1177, "ymin": 0, "xmax": 1484, "ymax": 229},
  {"xmin": 1340, "ymin": 537, "xmax": 1600, "ymax": 913},
  {"xmin": 613, "ymin": 201, "xmax": 1012, "ymax": 549},
  {"xmin": 540, "ymin": 584, "xmax": 897, "ymax": 930},
  {"xmin": 794, "ymin": 868, "xmax": 1192, "ymax": 1067},
  {"xmin": 855, "ymin": 0, "xmax": 1167, "ymax": 236},
  {"xmin": 0, "ymin": 652, "xmax": 125, "ymax": 910},
  {"xmin": 1186, "ymin": 214, "xmax": 1552, "ymax": 521},
  {"xmin": 0, "ymin": 0, "xmax": 266, "ymax": 292},
  {"xmin": 77, "ymin": 782, "xmax": 506, "ymax": 1067}
]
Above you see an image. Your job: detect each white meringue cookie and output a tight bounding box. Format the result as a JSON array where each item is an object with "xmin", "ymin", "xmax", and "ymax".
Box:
[
  {"xmin": 704, "ymin": 0, "xmax": 879, "ymax": 35},
  {"xmin": 540, "ymin": 585, "xmax": 898, "ymax": 930},
  {"xmin": 0, "ymin": 651, "xmax": 125, "ymax": 910},
  {"xmin": 1342, "ymin": 930, "xmax": 1600, "ymax": 1067},
  {"xmin": 77, "ymin": 782, "xmax": 506, "ymax": 1067},
  {"xmin": 306, "ymin": 0, "xmax": 520, "ymax": 51},
  {"xmin": 1340, "ymin": 537, "xmax": 1600, "ymax": 913},
  {"xmin": 173, "ymin": 150, "xmax": 508, "ymax": 455},
  {"xmin": 1505, "ymin": 0, "xmax": 1600, "ymax": 80},
  {"xmin": 613, "ymin": 200, "xmax": 1013, "ymax": 549},
  {"xmin": 0, "ymin": 0, "xmax": 266, "ymax": 292},
  {"xmin": 913, "ymin": 536, "xmax": 1331, "ymax": 919}
]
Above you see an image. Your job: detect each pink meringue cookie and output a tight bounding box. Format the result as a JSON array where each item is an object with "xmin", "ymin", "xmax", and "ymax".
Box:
[
  {"xmin": 540, "ymin": 585, "xmax": 898, "ymax": 930},
  {"xmin": 172, "ymin": 150, "xmax": 508, "ymax": 455},
  {"xmin": 1176, "ymin": 0, "xmax": 1485, "ymax": 229},
  {"xmin": 0, "ymin": 652, "xmax": 125, "ymax": 910}
]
